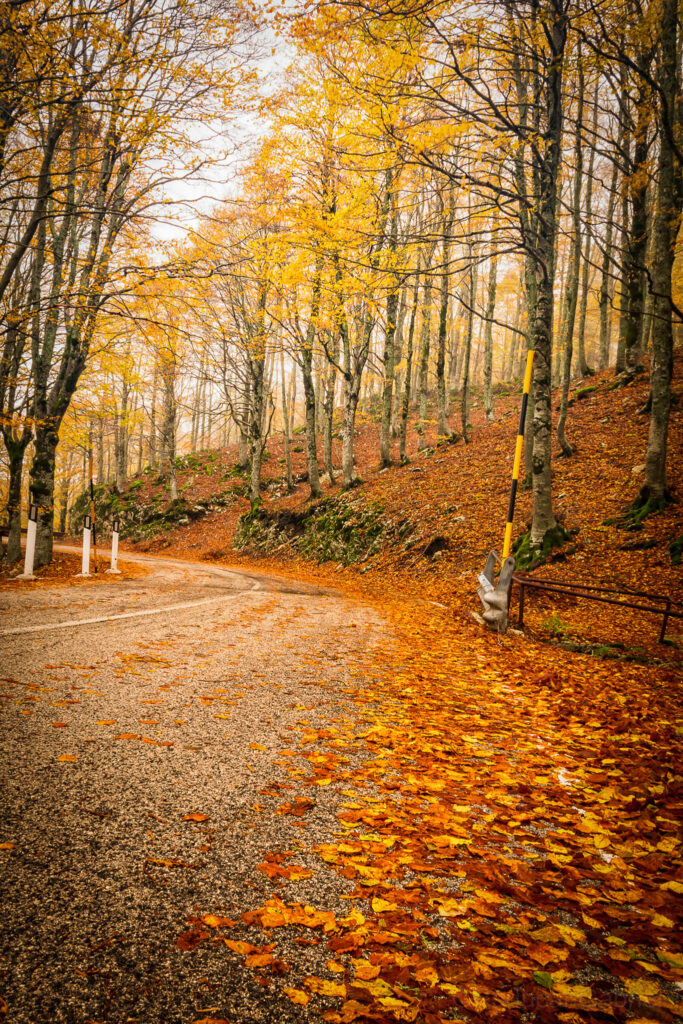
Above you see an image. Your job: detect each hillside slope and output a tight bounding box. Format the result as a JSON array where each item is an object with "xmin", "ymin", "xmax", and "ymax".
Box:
[{"xmin": 99, "ymin": 360, "xmax": 683, "ymax": 657}]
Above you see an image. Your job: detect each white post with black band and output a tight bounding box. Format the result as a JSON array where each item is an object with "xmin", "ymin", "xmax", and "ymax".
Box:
[
  {"xmin": 18, "ymin": 503, "xmax": 38, "ymax": 580},
  {"xmin": 106, "ymin": 518, "xmax": 121, "ymax": 574},
  {"xmin": 76, "ymin": 514, "xmax": 92, "ymax": 577}
]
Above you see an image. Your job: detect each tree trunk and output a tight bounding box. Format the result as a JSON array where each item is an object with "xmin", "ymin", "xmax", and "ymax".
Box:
[
  {"xmin": 416, "ymin": 275, "xmax": 432, "ymax": 451},
  {"xmin": 436, "ymin": 192, "xmax": 454, "ymax": 437},
  {"xmin": 576, "ymin": 82, "xmax": 597, "ymax": 377},
  {"xmin": 238, "ymin": 376, "xmax": 250, "ymax": 469},
  {"xmin": 379, "ymin": 177, "xmax": 399, "ymax": 468},
  {"xmin": 599, "ymin": 149, "xmax": 621, "ymax": 369},
  {"xmin": 280, "ymin": 347, "xmax": 293, "ymax": 491},
  {"xmin": 557, "ymin": 57, "xmax": 584, "ymax": 457},
  {"xmin": 461, "ymin": 257, "xmax": 477, "ymax": 442},
  {"xmin": 323, "ymin": 368, "xmax": 336, "ymax": 483},
  {"xmin": 529, "ymin": 0, "xmax": 566, "ymax": 547},
  {"xmin": 5, "ymin": 438, "xmax": 27, "ymax": 563},
  {"xmin": 302, "ymin": 261, "xmax": 323, "ymax": 498},
  {"xmin": 483, "ymin": 241, "xmax": 498, "ymax": 421},
  {"xmin": 399, "ymin": 269, "xmax": 421, "ymax": 463},
  {"xmin": 29, "ymin": 422, "xmax": 59, "ymax": 567},
  {"xmin": 640, "ymin": 0, "xmax": 681, "ymax": 503}
]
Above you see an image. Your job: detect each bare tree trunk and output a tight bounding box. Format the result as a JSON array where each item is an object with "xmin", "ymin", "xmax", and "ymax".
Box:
[
  {"xmin": 399, "ymin": 268, "xmax": 421, "ymax": 463},
  {"xmin": 576, "ymin": 82, "xmax": 598, "ymax": 377},
  {"xmin": 301, "ymin": 260, "xmax": 323, "ymax": 498},
  {"xmin": 238, "ymin": 376, "xmax": 250, "ymax": 469},
  {"xmin": 436, "ymin": 190, "xmax": 454, "ymax": 437},
  {"xmin": 379, "ymin": 174, "xmax": 399, "ymax": 468},
  {"xmin": 461, "ymin": 256, "xmax": 477, "ymax": 442},
  {"xmin": 483, "ymin": 238, "xmax": 498, "ymax": 421},
  {"xmin": 599, "ymin": 148, "xmax": 621, "ymax": 369},
  {"xmin": 280, "ymin": 346, "xmax": 293, "ymax": 491},
  {"xmin": 322, "ymin": 359, "xmax": 336, "ymax": 483},
  {"xmin": 557, "ymin": 57, "xmax": 584, "ymax": 457},
  {"xmin": 640, "ymin": 0, "xmax": 681, "ymax": 504},
  {"xmin": 416, "ymin": 275, "xmax": 432, "ymax": 451}
]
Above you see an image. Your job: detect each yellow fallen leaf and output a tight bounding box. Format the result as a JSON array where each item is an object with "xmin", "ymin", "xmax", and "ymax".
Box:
[
  {"xmin": 284, "ymin": 988, "xmax": 310, "ymax": 1005},
  {"xmin": 97, "ymin": 720, "xmax": 115, "ymax": 725},
  {"xmin": 656, "ymin": 948, "xmax": 683, "ymax": 968},
  {"xmin": 661, "ymin": 880, "xmax": 683, "ymax": 895},
  {"xmin": 304, "ymin": 977, "xmax": 346, "ymax": 997},
  {"xmin": 249, "ymin": 742, "xmax": 267, "ymax": 751},
  {"xmin": 354, "ymin": 961, "xmax": 380, "ymax": 981},
  {"xmin": 554, "ymin": 983, "xmax": 592, "ymax": 999},
  {"xmin": 624, "ymin": 978, "xmax": 659, "ymax": 998},
  {"xmin": 656, "ymin": 837, "xmax": 678, "ymax": 853},
  {"xmin": 651, "ymin": 914, "xmax": 674, "ymax": 928},
  {"xmin": 372, "ymin": 897, "xmax": 399, "ymax": 913},
  {"xmin": 593, "ymin": 834, "xmax": 610, "ymax": 849}
]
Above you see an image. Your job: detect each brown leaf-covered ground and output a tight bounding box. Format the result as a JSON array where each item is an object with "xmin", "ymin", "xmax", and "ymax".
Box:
[
  {"xmin": 3, "ymin": 364, "xmax": 681, "ymax": 1023},
  {"xmin": 0, "ymin": 551, "xmax": 148, "ymax": 590},
  {"xmin": 119, "ymin": 364, "xmax": 683, "ymax": 1021}
]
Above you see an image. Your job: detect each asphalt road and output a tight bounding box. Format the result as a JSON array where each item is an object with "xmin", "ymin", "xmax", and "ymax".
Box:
[{"xmin": 0, "ymin": 553, "xmax": 383, "ymax": 1024}]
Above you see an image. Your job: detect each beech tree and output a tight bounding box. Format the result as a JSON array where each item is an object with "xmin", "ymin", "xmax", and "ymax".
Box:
[{"xmin": 0, "ymin": 0, "xmax": 254, "ymax": 565}]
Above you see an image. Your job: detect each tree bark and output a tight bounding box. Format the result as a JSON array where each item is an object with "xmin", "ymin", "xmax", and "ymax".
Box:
[
  {"xmin": 640, "ymin": 0, "xmax": 681, "ymax": 503},
  {"xmin": 483, "ymin": 240, "xmax": 498, "ymax": 421},
  {"xmin": 557, "ymin": 58, "xmax": 584, "ymax": 457},
  {"xmin": 399, "ymin": 268, "xmax": 421, "ymax": 463}
]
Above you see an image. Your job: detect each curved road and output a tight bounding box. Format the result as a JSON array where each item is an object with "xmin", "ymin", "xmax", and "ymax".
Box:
[{"xmin": 0, "ymin": 552, "xmax": 383, "ymax": 1023}]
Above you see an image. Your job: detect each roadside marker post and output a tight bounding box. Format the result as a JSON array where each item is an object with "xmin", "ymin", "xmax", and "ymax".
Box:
[
  {"xmin": 17, "ymin": 503, "xmax": 38, "ymax": 580},
  {"xmin": 88, "ymin": 450, "xmax": 99, "ymax": 573},
  {"xmin": 106, "ymin": 518, "xmax": 122, "ymax": 574},
  {"xmin": 502, "ymin": 348, "xmax": 534, "ymax": 559},
  {"xmin": 475, "ymin": 350, "xmax": 534, "ymax": 632},
  {"xmin": 76, "ymin": 514, "xmax": 92, "ymax": 577}
]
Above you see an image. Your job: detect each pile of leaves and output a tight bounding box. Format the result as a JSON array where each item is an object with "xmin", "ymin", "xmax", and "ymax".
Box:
[{"xmin": 179, "ymin": 594, "xmax": 682, "ymax": 1023}]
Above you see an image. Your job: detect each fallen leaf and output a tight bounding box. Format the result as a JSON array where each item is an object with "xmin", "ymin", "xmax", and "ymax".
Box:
[{"xmin": 284, "ymin": 988, "xmax": 310, "ymax": 1005}]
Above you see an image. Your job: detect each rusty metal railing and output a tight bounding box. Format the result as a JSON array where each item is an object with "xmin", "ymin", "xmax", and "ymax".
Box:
[{"xmin": 510, "ymin": 573, "xmax": 683, "ymax": 644}]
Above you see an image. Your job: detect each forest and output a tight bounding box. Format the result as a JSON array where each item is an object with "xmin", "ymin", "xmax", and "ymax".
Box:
[{"xmin": 0, "ymin": 0, "xmax": 680, "ymax": 567}]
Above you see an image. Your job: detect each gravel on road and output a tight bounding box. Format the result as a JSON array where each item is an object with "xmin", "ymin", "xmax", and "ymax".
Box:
[{"xmin": 0, "ymin": 554, "xmax": 385, "ymax": 1024}]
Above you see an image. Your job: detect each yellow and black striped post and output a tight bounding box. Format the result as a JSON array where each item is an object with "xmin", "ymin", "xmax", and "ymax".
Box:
[{"xmin": 503, "ymin": 348, "xmax": 534, "ymax": 559}]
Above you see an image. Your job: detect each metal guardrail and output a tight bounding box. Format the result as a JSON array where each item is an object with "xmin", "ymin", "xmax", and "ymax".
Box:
[{"xmin": 510, "ymin": 572, "xmax": 683, "ymax": 644}]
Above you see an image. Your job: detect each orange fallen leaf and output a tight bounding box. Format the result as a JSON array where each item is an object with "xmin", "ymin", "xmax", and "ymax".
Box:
[
  {"xmin": 52, "ymin": 722, "xmax": 67, "ymax": 728},
  {"xmin": 57, "ymin": 754, "xmax": 77, "ymax": 762},
  {"xmin": 245, "ymin": 953, "xmax": 274, "ymax": 968},
  {"xmin": 183, "ymin": 812, "xmax": 209, "ymax": 822},
  {"xmin": 202, "ymin": 915, "xmax": 236, "ymax": 929},
  {"xmin": 284, "ymin": 988, "xmax": 310, "ymax": 1005}
]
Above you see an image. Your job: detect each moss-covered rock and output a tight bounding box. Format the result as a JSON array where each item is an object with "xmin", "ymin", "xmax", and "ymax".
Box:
[
  {"xmin": 69, "ymin": 482, "xmax": 234, "ymax": 541},
  {"xmin": 234, "ymin": 494, "xmax": 414, "ymax": 566}
]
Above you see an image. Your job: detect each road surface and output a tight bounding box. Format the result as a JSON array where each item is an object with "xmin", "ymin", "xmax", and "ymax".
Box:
[{"xmin": 0, "ymin": 552, "xmax": 383, "ymax": 1023}]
